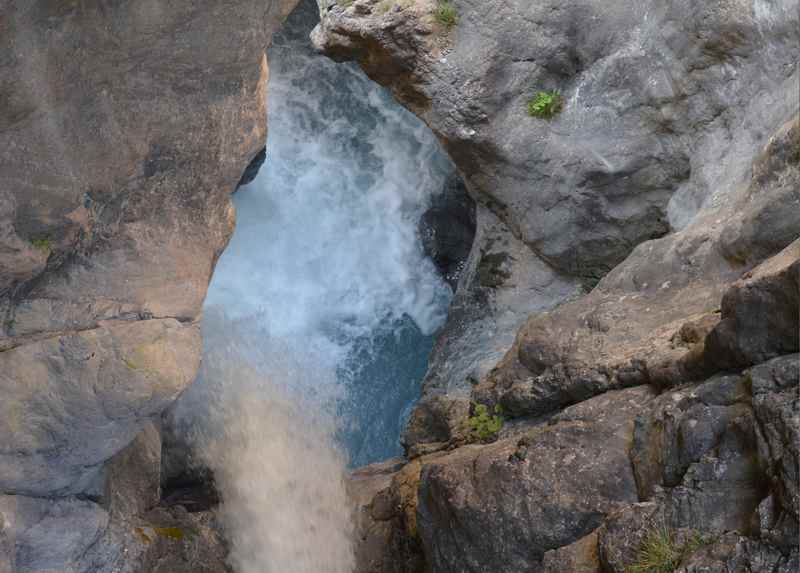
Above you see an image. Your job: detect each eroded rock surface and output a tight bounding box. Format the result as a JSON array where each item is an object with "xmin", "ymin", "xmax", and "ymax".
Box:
[
  {"xmin": 314, "ymin": 0, "xmax": 800, "ymax": 453},
  {"xmin": 416, "ymin": 386, "xmax": 653, "ymax": 572},
  {"xmin": 0, "ymin": 0, "xmax": 296, "ymax": 569}
]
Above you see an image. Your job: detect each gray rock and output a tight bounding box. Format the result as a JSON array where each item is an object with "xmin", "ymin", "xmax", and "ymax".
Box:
[
  {"xmin": 597, "ymin": 502, "xmax": 664, "ymax": 573},
  {"xmin": 0, "ymin": 0, "xmax": 298, "ymax": 500},
  {"xmin": 347, "ymin": 459, "xmax": 426, "ymax": 573},
  {"xmin": 705, "ymin": 240, "xmax": 800, "ymax": 370},
  {"xmin": 631, "ymin": 374, "xmax": 751, "ymax": 498},
  {"xmin": 416, "ymin": 386, "xmax": 653, "ymax": 572},
  {"xmin": 749, "ymin": 355, "xmax": 800, "ymax": 528},
  {"xmin": 72, "ymin": 423, "xmax": 228, "ymax": 573},
  {"xmin": 0, "ymin": 495, "xmax": 109, "ymax": 573},
  {"xmin": 103, "ymin": 420, "xmax": 163, "ymax": 519},
  {"xmin": 676, "ymin": 533, "xmax": 799, "ymax": 573},
  {"xmin": 314, "ymin": 0, "xmax": 800, "ymax": 453},
  {"xmin": 0, "ymin": 319, "xmax": 200, "ymax": 497},
  {"xmin": 0, "ymin": 0, "xmax": 297, "ymax": 568},
  {"xmin": 541, "ymin": 531, "xmax": 600, "ymax": 573},
  {"xmin": 475, "ymin": 116, "xmax": 800, "ymax": 424},
  {"xmin": 313, "ymin": 0, "xmax": 798, "ymax": 282},
  {"xmin": 404, "ymin": 203, "xmax": 581, "ymax": 451}
]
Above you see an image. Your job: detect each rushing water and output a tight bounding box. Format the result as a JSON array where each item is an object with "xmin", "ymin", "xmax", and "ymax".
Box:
[{"xmin": 172, "ymin": 1, "xmax": 455, "ymax": 571}]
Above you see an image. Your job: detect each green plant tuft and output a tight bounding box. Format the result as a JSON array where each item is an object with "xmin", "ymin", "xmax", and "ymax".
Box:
[
  {"xmin": 31, "ymin": 237, "xmax": 52, "ymax": 254},
  {"xmin": 467, "ymin": 403, "xmax": 504, "ymax": 442},
  {"xmin": 628, "ymin": 526, "xmax": 709, "ymax": 573},
  {"xmin": 434, "ymin": 1, "xmax": 457, "ymax": 27},
  {"xmin": 376, "ymin": 0, "xmax": 393, "ymax": 13},
  {"xmin": 527, "ymin": 90, "xmax": 563, "ymax": 119},
  {"xmin": 153, "ymin": 526, "xmax": 184, "ymax": 541}
]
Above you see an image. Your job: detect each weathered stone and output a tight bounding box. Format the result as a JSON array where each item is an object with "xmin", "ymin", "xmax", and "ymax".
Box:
[
  {"xmin": 103, "ymin": 420, "xmax": 163, "ymax": 519},
  {"xmin": 0, "ymin": 495, "xmax": 109, "ymax": 573},
  {"xmin": 74, "ymin": 423, "xmax": 228, "ymax": 573},
  {"xmin": 542, "ymin": 530, "xmax": 600, "ymax": 573},
  {"xmin": 662, "ymin": 415, "xmax": 765, "ymax": 536},
  {"xmin": 749, "ymin": 355, "xmax": 800, "ymax": 526},
  {"xmin": 676, "ymin": 533, "xmax": 799, "ymax": 573},
  {"xmin": 0, "ymin": 319, "xmax": 200, "ymax": 496},
  {"xmin": 347, "ymin": 459, "xmax": 426, "ymax": 573},
  {"xmin": 315, "ymin": 0, "xmax": 800, "ymax": 451},
  {"xmin": 404, "ymin": 204, "xmax": 580, "ymax": 451},
  {"xmin": 475, "ymin": 116, "xmax": 800, "ymax": 423},
  {"xmin": 631, "ymin": 374, "xmax": 750, "ymax": 499},
  {"xmin": 313, "ymin": 0, "xmax": 798, "ymax": 281},
  {"xmin": 705, "ymin": 240, "xmax": 800, "ymax": 370},
  {"xmin": 416, "ymin": 386, "xmax": 653, "ymax": 572},
  {"xmin": 0, "ymin": 0, "xmax": 298, "ymax": 501},
  {"xmin": 597, "ymin": 502, "xmax": 663, "ymax": 573}
]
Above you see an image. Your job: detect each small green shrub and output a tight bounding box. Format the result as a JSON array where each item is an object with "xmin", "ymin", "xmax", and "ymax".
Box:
[
  {"xmin": 467, "ymin": 403, "xmax": 504, "ymax": 442},
  {"xmin": 527, "ymin": 90, "xmax": 563, "ymax": 119},
  {"xmin": 434, "ymin": 1, "xmax": 457, "ymax": 27},
  {"xmin": 628, "ymin": 526, "xmax": 708, "ymax": 573},
  {"xmin": 338, "ymin": 0, "xmax": 354, "ymax": 7},
  {"xmin": 31, "ymin": 237, "xmax": 52, "ymax": 254}
]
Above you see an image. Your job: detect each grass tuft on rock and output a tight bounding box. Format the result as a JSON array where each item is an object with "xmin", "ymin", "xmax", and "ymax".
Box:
[
  {"xmin": 466, "ymin": 403, "xmax": 504, "ymax": 442},
  {"xmin": 434, "ymin": 1, "xmax": 457, "ymax": 27},
  {"xmin": 628, "ymin": 526, "xmax": 709, "ymax": 573},
  {"xmin": 31, "ymin": 237, "xmax": 52, "ymax": 254},
  {"xmin": 527, "ymin": 90, "xmax": 563, "ymax": 119}
]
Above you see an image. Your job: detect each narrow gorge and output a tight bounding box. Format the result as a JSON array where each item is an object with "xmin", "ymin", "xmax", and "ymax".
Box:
[{"xmin": 0, "ymin": 1, "xmax": 798, "ymax": 572}]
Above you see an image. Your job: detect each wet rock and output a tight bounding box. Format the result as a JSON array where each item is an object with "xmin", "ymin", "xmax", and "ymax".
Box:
[
  {"xmin": 416, "ymin": 386, "xmax": 653, "ymax": 572},
  {"xmin": 236, "ymin": 147, "xmax": 268, "ymax": 190},
  {"xmin": 418, "ymin": 172, "xmax": 476, "ymax": 289}
]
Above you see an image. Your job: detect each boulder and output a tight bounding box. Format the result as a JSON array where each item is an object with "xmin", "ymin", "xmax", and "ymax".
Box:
[
  {"xmin": 0, "ymin": 0, "xmax": 297, "ymax": 500},
  {"xmin": 347, "ymin": 459, "xmax": 427, "ymax": 573},
  {"xmin": 416, "ymin": 386, "xmax": 653, "ymax": 572},
  {"xmin": 705, "ymin": 240, "xmax": 800, "ymax": 370}
]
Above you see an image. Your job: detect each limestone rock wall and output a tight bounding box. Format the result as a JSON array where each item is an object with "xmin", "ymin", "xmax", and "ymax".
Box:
[{"xmin": 0, "ymin": 0, "xmax": 296, "ymax": 569}]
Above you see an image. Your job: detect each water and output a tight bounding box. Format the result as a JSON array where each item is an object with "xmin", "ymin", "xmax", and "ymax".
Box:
[{"xmin": 176, "ymin": 1, "xmax": 455, "ymax": 570}]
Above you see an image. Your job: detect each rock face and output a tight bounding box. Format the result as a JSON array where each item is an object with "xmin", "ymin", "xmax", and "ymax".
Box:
[
  {"xmin": 313, "ymin": 0, "xmax": 797, "ymax": 278},
  {"xmin": 417, "ymin": 387, "xmax": 653, "ymax": 572},
  {"xmin": 313, "ymin": 0, "xmax": 800, "ymax": 452},
  {"xmin": 314, "ymin": 0, "xmax": 799, "ymax": 572},
  {"xmin": 2, "ymin": 0, "xmax": 799, "ymax": 570},
  {"xmin": 0, "ymin": 0, "xmax": 296, "ymax": 569}
]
